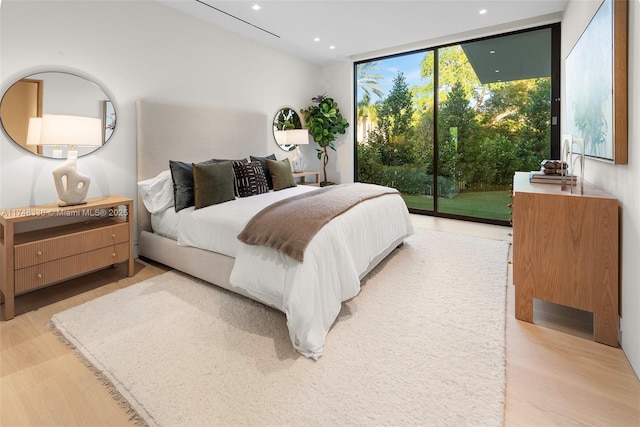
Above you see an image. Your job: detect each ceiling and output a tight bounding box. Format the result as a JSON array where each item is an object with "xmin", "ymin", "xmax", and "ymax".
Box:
[
  {"xmin": 156, "ymin": 0, "xmax": 567, "ymax": 65},
  {"xmin": 462, "ymin": 27, "xmax": 552, "ymax": 84}
]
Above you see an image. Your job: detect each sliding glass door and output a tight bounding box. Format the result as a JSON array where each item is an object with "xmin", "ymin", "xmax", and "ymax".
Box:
[
  {"xmin": 355, "ymin": 25, "xmax": 559, "ymax": 224},
  {"xmin": 356, "ymin": 52, "xmax": 435, "ymax": 211}
]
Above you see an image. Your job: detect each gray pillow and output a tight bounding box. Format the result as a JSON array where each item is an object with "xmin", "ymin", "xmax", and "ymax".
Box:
[
  {"xmin": 170, "ymin": 158, "xmax": 245, "ymax": 211},
  {"xmin": 192, "ymin": 161, "xmax": 235, "ymax": 208},
  {"xmin": 250, "ymin": 154, "xmax": 277, "ymax": 189},
  {"xmin": 170, "ymin": 159, "xmax": 212, "ymax": 211},
  {"xmin": 266, "ymin": 158, "xmax": 297, "ymax": 191}
]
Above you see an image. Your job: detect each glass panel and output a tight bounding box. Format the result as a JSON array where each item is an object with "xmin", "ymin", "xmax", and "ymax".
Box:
[
  {"xmin": 435, "ymin": 29, "xmax": 552, "ymax": 221},
  {"xmin": 355, "ymin": 27, "xmax": 554, "ymax": 223},
  {"xmin": 356, "ymin": 51, "xmax": 435, "ymax": 212}
]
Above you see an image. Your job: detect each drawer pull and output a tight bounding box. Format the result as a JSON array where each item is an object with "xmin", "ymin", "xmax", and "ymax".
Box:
[
  {"xmin": 37, "ymin": 273, "xmax": 42, "ymax": 279},
  {"xmin": 112, "ymin": 252, "xmax": 116, "ymax": 257},
  {"xmin": 36, "ymin": 250, "xmax": 42, "ymax": 256},
  {"xmin": 112, "ymin": 233, "xmax": 116, "ymax": 238}
]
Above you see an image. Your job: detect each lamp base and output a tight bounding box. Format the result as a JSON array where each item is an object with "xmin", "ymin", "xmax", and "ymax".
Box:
[
  {"xmin": 52, "ymin": 156, "xmax": 91, "ymax": 206},
  {"xmin": 292, "ymin": 146, "xmax": 304, "ymax": 173}
]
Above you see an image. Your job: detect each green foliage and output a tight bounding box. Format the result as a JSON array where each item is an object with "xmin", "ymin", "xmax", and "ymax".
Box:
[
  {"xmin": 273, "ymin": 107, "xmax": 301, "ymax": 131},
  {"xmin": 301, "ymin": 94, "xmax": 349, "ymax": 151},
  {"xmin": 376, "ymin": 72, "xmax": 414, "ymax": 139},
  {"xmin": 356, "ymin": 45, "xmax": 554, "ymax": 210},
  {"xmin": 356, "ymin": 62, "xmax": 385, "ymax": 100},
  {"xmin": 301, "ymin": 94, "xmax": 349, "ymax": 182},
  {"xmin": 420, "ymin": 46, "xmax": 487, "ymax": 109}
]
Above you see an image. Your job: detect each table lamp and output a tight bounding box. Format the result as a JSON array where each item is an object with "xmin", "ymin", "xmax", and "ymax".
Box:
[
  {"xmin": 40, "ymin": 114, "xmax": 103, "ymax": 206},
  {"xmin": 286, "ymin": 129, "xmax": 309, "ymax": 173}
]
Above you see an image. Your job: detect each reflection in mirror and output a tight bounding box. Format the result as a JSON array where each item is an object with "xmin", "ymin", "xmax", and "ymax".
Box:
[
  {"xmin": 0, "ymin": 71, "xmax": 116, "ymax": 159},
  {"xmin": 273, "ymin": 107, "xmax": 302, "ymax": 152}
]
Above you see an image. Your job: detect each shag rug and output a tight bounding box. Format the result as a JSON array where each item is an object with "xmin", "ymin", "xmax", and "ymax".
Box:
[{"xmin": 51, "ymin": 229, "xmax": 509, "ymax": 427}]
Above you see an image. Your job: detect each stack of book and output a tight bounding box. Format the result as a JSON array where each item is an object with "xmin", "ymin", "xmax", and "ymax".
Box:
[{"xmin": 529, "ymin": 171, "xmax": 577, "ymax": 184}]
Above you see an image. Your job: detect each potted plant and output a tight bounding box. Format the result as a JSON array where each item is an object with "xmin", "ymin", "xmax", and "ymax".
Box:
[{"xmin": 300, "ymin": 94, "xmax": 349, "ymax": 186}]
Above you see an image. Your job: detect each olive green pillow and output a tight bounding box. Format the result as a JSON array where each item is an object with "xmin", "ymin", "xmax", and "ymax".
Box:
[
  {"xmin": 192, "ymin": 161, "xmax": 235, "ymax": 208},
  {"xmin": 266, "ymin": 158, "xmax": 297, "ymax": 191}
]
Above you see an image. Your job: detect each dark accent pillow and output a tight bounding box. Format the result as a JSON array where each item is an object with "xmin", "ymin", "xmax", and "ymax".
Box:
[
  {"xmin": 266, "ymin": 158, "xmax": 297, "ymax": 191},
  {"xmin": 192, "ymin": 161, "xmax": 235, "ymax": 208},
  {"xmin": 232, "ymin": 160, "xmax": 269, "ymax": 197},
  {"xmin": 250, "ymin": 154, "xmax": 277, "ymax": 189},
  {"xmin": 170, "ymin": 158, "xmax": 246, "ymax": 211}
]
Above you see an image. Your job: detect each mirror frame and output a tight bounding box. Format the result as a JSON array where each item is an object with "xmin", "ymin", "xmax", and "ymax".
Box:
[
  {"xmin": 272, "ymin": 107, "xmax": 302, "ymax": 152},
  {"xmin": 0, "ymin": 70, "xmax": 116, "ymax": 159}
]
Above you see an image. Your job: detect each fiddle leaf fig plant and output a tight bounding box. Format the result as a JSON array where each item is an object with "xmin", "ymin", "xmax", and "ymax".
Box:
[{"xmin": 300, "ymin": 94, "xmax": 349, "ymax": 185}]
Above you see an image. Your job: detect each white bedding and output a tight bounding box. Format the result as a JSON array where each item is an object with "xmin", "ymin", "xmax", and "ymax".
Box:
[
  {"xmin": 150, "ymin": 207, "xmax": 181, "ymax": 240},
  {"xmin": 157, "ymin": 185, "xmax": 414, "ymax": 359},
  {"xmin": 177, "ymin": 186, "xmax": 317, "ymax": 257}
]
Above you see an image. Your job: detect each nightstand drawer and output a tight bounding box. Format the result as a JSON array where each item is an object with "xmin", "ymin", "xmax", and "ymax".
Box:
[
  {"xmin": 14, "ymin": 222, "xmax": 129, "ymax": 269},
  {"xmin": 1, "ymin": 195, "xmax": 134, "ymax": 320},
  {"xmin": 15, "ymin": 242, "xmax": 130, "ymax": 294}
]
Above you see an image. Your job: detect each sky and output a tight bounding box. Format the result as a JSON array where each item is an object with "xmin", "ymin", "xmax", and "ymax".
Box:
[{"xmin": 357, "ymin": 50, "xmax": 431, "ymax": 103}]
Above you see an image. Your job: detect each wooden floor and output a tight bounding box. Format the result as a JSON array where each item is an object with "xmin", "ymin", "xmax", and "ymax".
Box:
[{"xmin": 1, "ymin": 215, "xmax": 639, "ymax": 426}]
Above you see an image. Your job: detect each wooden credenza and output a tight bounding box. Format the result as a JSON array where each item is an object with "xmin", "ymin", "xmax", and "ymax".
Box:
[
  {"xmin": 0, "ymin": 196, "xmax": 134, "ymax": 320},
  {"xmin": 512, "ymin": 172, "xmax": 619, "ymax": 346}
]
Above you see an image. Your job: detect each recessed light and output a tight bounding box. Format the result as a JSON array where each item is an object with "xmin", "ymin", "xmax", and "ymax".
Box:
[
  {"xmin": 314, "ymin": 37, "xmax": 320, "ymax": 42},
  {"xmin": 495, "ymin": 69, "xmax": 500, "ymax": 73},
  {"xmin": 252, "ymin": 4, "xmax": 261, "ymax": 10},
  {"xmin": 479, "ymin": 9, "xmax": 487, "ymax": 15},
  {"xmin": 329, "ymin": 45, "xmax": 336, "ymax": 50},
  {"xmin": 490, "ymin": 50, "xmax": 496, "ymax": 54}
]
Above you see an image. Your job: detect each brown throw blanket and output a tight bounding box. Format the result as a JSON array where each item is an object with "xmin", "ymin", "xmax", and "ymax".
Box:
[{"xmin": 237, "ymin": 183, "xmax": 399, "ymax": 262}]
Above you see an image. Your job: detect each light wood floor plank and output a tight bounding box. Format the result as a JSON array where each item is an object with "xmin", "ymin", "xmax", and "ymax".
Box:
[{"xmin": 1, "ymin": 217, "xmax": 638, "ymax": 426}]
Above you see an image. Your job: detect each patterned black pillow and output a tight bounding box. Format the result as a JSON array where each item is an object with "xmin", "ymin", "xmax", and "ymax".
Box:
[{"xmin": 232, "ymin": 160, "xmax": 269, "ymax": 197}]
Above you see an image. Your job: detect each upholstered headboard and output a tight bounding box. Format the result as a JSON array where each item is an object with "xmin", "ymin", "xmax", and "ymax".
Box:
[{"xmin": 136, "ymin": 99, "xmax": 269, "ymax": 235}]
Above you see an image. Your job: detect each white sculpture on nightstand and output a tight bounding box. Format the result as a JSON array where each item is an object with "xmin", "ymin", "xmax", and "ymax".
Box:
[{"xmin": 52, "ymin": 151, "xmax": 90, "ymax": 206}]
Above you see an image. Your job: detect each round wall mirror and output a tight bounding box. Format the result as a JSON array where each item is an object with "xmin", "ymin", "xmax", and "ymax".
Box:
[
  {"xmin": 0, "ymin": 71, "xmax": 116, "ymax": 159},
  {"xmin": 273, "ymin": 107, "xmax": 302, "ymax": 152}
]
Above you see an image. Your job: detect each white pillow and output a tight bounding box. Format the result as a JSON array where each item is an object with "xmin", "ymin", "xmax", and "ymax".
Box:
[{"xmin": 137, "ymin": 170, "xmax": 174, "ymax": 213}]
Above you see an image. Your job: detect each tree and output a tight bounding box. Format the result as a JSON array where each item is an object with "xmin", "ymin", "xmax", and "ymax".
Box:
[
  {"xmin": 419, "ymin": 46, "xmax": 487, "ymax": 110},
  {"xmin": 376, "ymin": 71, "xmax": 414, "ymax": 140},
  {"xmin": 356, "ymin": 62, "xmax": 385, "ymax": 100},
  {"xmin": 438, "ymin": 81, "xmax": 483, "ymax": 184},
  {"xmin": 519, "ymin": 78, "xmax": 552, "ymax": 170}
]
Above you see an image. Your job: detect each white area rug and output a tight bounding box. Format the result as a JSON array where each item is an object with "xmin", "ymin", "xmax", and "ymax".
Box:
[{"xmin": 51, "ymin": 229, "xmax": 509, "ymax": 426}]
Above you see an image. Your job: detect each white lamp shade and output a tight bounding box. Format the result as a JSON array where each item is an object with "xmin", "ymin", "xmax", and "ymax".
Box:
[
  {"xmin": 274, "ymin": 129, "xmax": 288, "ymax": 145},
  {"xmin": 26, "ymin": 117, "xmax": 43, "ymax": 146},
  {"xmin": 40, "ymin": 114, "xmax": 103, "ymax": 148},
  {"xmin": 286, "ymin": 129, "xmax": 309, "ymax": 145}
]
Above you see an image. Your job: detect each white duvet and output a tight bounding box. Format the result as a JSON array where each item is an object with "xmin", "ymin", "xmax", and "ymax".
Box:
[{"xmin": 166, "ymin": 185, "xmax": 414, "ymax": 359}]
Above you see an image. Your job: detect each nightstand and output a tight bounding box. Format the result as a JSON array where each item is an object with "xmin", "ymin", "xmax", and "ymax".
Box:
[
  {"xmin": 0, "ymin": 196, "xmax": 134, "ymax": 320},
  {"xmin": 292, "ymin": 171, "xmax": 320, "ymax": 186}
]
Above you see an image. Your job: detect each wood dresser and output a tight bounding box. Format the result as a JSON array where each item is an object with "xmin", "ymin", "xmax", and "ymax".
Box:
[
  {"xmin": 512, "ymin": 172, "xmax": 619, "ymax": 346},
  {"xmin": 0, "ymin": 196, "xmax": 134, "ymax": 320}
]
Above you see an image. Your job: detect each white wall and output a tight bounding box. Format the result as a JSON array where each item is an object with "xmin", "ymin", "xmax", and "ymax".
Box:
[
  {"xmin": 316, "ymin": 61, "xmax": 355, "ymax": 184},
  {"xmin": 562, "ymin": 0, "xmax": 639, "ymax": 376},
  {"xmin": 0, "ymin": 0, "xmax": 319, "ymax": 210}
]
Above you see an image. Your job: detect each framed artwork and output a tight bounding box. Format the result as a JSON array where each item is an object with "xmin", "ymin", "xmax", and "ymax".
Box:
[{"xmin": 564, "ymin": 0, "xmax": 627, "ymax": 164}]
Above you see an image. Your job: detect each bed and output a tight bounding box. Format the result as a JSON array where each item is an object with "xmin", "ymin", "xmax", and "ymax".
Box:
[{"xmin": 136, "ymin": 100, "xmax": 414, "ymax": 359}]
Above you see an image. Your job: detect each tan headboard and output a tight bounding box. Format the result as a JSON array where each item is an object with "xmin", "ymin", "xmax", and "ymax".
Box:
[{"xmin": 136, "ymin": 99, "xmax": 269, "ymax": 235}]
